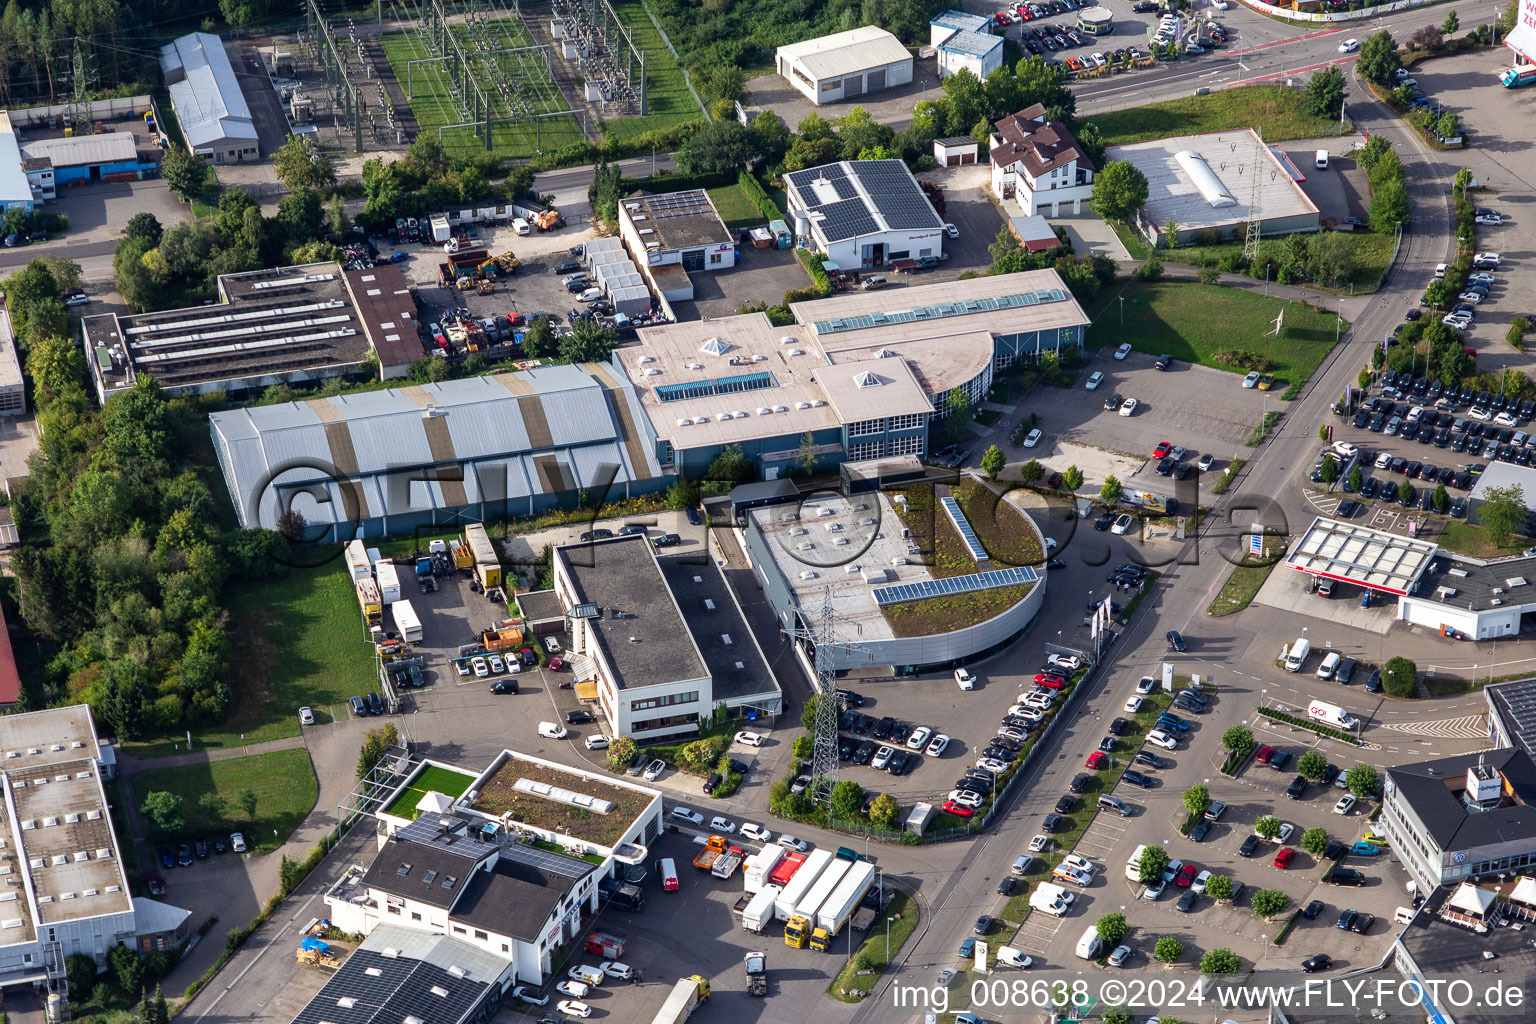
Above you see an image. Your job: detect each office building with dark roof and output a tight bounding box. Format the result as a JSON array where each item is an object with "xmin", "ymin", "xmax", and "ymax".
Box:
[
  {"xmin": 785, "ymin": 159, "xmax": 946, "ymax": 269},
  {"xmin": 81, "ymin": 261, "xmax": 419, "ymax": 403},
  {"xmin": 989, "ymin": 104, "xmax": 1097, "ymax": 218},
  {"xmin": 1485, "ymin": 678, "xmax": 1536, "ymax": 756},
  {"xmin": 1378, "ymin": 748, "xmax": 1536, "ymax": 891},
  {"xmin": 615, "ymin": 189, "xmax": 735, "ymax": 276},
  {"xmin": 552, "ymin": 535, "xmax": 782, "ymax": 740}
]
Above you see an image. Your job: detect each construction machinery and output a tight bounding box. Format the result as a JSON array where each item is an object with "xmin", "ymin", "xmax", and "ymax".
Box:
[{"xmin": 493, "ymin": 251, "xmax": 520, "ymax": 274}]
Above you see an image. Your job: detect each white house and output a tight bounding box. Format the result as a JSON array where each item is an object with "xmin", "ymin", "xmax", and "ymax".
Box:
[
  {"xmin": 930, "ymin": 11, "xmax": 1005, "ymax": 81},
  {"xmin": 989, "ymin": 104, "xmax": 1097, "ymax": 217},
  {"xmin": 776, "ymin": 27, "xmax": 913, "ymax": 106},
  {"xmin": 785, "ymin": 158, "xmax": 945, "ymax": 269}
]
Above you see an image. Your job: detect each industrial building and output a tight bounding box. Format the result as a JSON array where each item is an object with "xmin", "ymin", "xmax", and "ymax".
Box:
[
  {"xmin": 1378, "ymin": 748, "xmax": 1536, "ymax": 892},
  {"xmin": 159, "ymin": 32, "xmax": 260, "ymax": 164},
  {"xmin": 0, "ymin": 114, "xmax": 34, "ymax": 212},
  {"xmin": 785, "ymin": 159, "xmax": 945, "ymax": 268},
  {"xmin": 1389, "ymin": 881, "xmax": 1536, "ymax": 1024},
  {"xmin": 0, "ymin": 706, "xmax": 190, "ymax": 995},
  {"xmin": 929, "ymin": 11, "xmax": 1004, "ymax": 80},
  {"xmin": 1104, "ymin": 129, "xmax": 1321, "ymax": 245},
  {"xmin": 81, "ymin": 261, "xmax": 417, "ymax": 403},
  {"xmin": 0, "ymin": 308, "xmax": 25, "ymax": 418},
  {"xmin": 776, "ymin": 26, "xmax": 914, "ymax": 106},
  {"xmin": 1468, "ymin": 460, "xmax": 1536, "ymax": 525},
  {"xmin": 743, "ymin": 487, "xmax": 1048, "ymax": 674},
  {"xmin": 990, "ymin": 104, "xmax": 1097, "ymax": 217},
  {"xmin": 208, "ymin": 362, "xmax": 666, "ymax": 543},
  {"xmin": 18, "ymin": 132, "xmax": 156, "ymax": 201},
  {"xmin": 320, "ymin": 749, "xmax": 661, "ymax": 990},
  {"xmin": 549, "ymin": 535, "xmax": 782, "ymax": 739},
  {"xmin": 615, "ymin": 188, "xmax": 734, "ymax": 288}
]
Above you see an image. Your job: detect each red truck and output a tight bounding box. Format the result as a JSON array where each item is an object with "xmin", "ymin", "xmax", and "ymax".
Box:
[{"xmin": 768, "ymin": 851, "xmax": 806, "ymax": 888}]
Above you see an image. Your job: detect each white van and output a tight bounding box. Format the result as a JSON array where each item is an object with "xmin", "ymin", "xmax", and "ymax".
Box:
[
  {"xmin": 568, "ymin": 965, "xmax": 605, "ymax": 987},
  {"xmin": 1316, "ymin": 651, "xmax": 1342, "ymax": 680},
  {"xmin": 512, "ymin": 217, "xmax": 531, "ymax": 235},
  {"xmin": 1075, "ymin": 924, "xmax": 1104, "ymax": 960},
  {"xmin": 1394, "ymin": 906, "xmax": 1416, "ymax": 925},
  {"xmin": 955, "ymin": 668, "xmax": 977, "ymax": 690},
  {"xmin": 1315, "ymin": 149, "xmax": 1329, "ymax": 169},
  {"xmin": 1284, "ymin": 637, "xmax": 1311, "ymax": 672}
]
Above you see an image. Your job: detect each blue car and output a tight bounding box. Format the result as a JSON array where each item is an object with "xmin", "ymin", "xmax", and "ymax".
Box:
[
  {"xmin": 1157, "ymin": 714, "xmax": 1191, "ymax": 732},
  {"xmin": 958, "ymin": 937, "xmax": 977, "ymax": 958},
  {"xmin": 686, "ymin": 507, "xmax": 703, "ymax": 526},
  {"xmin": 1352, "ymin": 841, "xmax": 1381, "ymax": 856},
  {"xmin": 388, "ymin": 251, "xmax": 409, "ymax": 263}
]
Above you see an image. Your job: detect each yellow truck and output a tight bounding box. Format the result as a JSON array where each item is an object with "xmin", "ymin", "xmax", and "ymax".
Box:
[
  {"xmin": 355, "ymin": 578, "xmax": 383, "ymax": 627},
  {"xmin": 463, "ymin": 523, "xmax": 501, "ymax": 588}
]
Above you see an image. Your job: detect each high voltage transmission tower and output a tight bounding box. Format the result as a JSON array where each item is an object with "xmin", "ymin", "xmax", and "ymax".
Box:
[
  {"xmin": 783, "ymin": 589, "xmax": 873, "ymax": 804},
  {"xmin": 1243, "ymin": 128, "xmax": 1264, "ymax": 262},
  {"xmin": 67, "ymin": 39, "xmax": 97, "ymax": 133}
]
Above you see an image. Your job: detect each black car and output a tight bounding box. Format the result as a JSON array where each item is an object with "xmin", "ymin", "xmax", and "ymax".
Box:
[
  {"xmin": 1121, "ymin": 769, "xmax": 1154, "ymax": 788},
  {"xmin": 703, "ymin": 771, "xmax": 722, "ymax": 795},
  {"xmin": 1108, "ymin": 717, "xmax": 1131, "ymax": 735},
  {"xmin": 1174, "ymin": 695, "xmax": 1205, "ymax": 714},
  {"xmin": 1302, "ymin": 953, "xmax": 1333, "ymax": 973},
  {"xmin": 853, "ymin": 740, "xmax": 876, "ymax": 764},
  {"xmin": 194, "ymin": 839, "xmax": 209, "ymax": 859},
  {"xmin": 365, "ymin": 691, "xmax": 384, "ymax": 715},
  {"xmin": 176, "ymin": 843, "xmax": 193, "ymax": 867},
  {"xmin": 1336, "ymin": 499, "xmax": 1358, "ymax": 517},
  {"xmin": 1095, "ymin": 511, "xmax": 1115, "ymax": 531},
  {"xmin": 1176, "ymin": 890, "xmax": 1199, "ymax": 912},
  {"xmin": 1287, "ymin": 775, "xmax": 1308, "ymax": 799},
  {"xmin": 565, "ymin": 710, "xmax": 595, "ymax": 724},
  {"xmin": 1178, "ymin": 687, "xmax": 1209, "ymax": 706},
  {"xmin": 960, "ymin": 773, "xmax": 995, "ymax": 795},
  {"xmin": 1154, "ymin": 353, "xmax": 1173, "ymax": 370},
  {"xmin": 1322, "ymin": 763, "xmax": 1341, "ymax": 786},
  {"xmin": 1239, "ymin": 834, "xmax": 1262, "ymax": 857},
  {"xmin": 490, "ymin": 679, "xmax": 518, "ymax": 694},
  {"xmin": 838, "ymin": 738, "xmax": 854, "ymax": 761},
  {"xmin": 1041, "ymin": 813, "xmax": 1067, "ymax": 832},
  {"xmin": 1303, "ymin": 899, "xmax": 1325, "ymax": 919},
  {"xmin": 850, "ymin": 713, "xmax": 873, "ymax": 734},
  {"xmin": 1133, "ymin": 751, "xmax": 1168, "ymax": 768},
  {"xmin": 888, "ymin": 751, "xmax": 914, "ymax": 776},
  {"xmin": 146, "ymin": 875, "xmax": 166, "ymax": 896},
  {"xmin": 1189, "ymin": 819, "xmax": 1212, "ymax": 842},
  {"xmin": 1055, "ymin": 794, "xmax": 1078, "ymax": 813},
  {"xmin": 553, "ymin": 260, "xmax": 582, "ymax": 275},
  {"xmin": 982, "ymin": 745, "xmax": 1017, "ymax": 762},
  {"xmin": 1270, "ymin": 750, "xmax": 1292, "ymax": 771},
  {"xmin": 1155, "ymin": 457, "xmax": 1174, "ymax": 476},
  {"xmin": 1002, "ymin": 715, "xmax": 1037, "ymax": 731},
  {"xmin": 836, "ymin": 689, "xmax": 866, "ymax": 707},
  {"xmin": 975, "ymin": 914, "xmax": 997, "ymax": 935},
  {"xmin": 1328, "ymin": 867, "xmax": 1366, "ymax": 886},
  {"xmin": 1166, "ymin": 630, "xmax": 1188, "ymax": 652},
  {"xmin": 873, "ymin": 716, "xmax": 896, "ymax": 739},
  {"xmin": 1068, "ymin": 772, "xmax": 1092, "ymax": 793},
  {"xmin": 998, "ymin": 877, "xmax": 1021, "ymax": 897},
  {"xmin": 1360, "ymin": 477, "xmax": 1379, "ymax": 498}
]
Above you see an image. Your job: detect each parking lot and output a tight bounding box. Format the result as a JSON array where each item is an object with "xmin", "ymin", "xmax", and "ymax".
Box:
[
  {"xmin": 672, "ymin": 244, "xmax": 812, "ymax": 321},
  {"xmin": 1285, "ymin": 140, "xmax": 1371, "ymax": 226}
]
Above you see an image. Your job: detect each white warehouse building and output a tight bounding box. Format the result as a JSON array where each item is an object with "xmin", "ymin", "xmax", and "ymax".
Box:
[
  {"xmin": 776, "ymin": 27, "xmax": 914, "ymax": 107},
  {"xmin": 930, "ymin": 11, "xmax": 1005, "ymax": 80},
  {"xmin": 786, "ymin": 159, "xmax": 945, "ymax": 269}
]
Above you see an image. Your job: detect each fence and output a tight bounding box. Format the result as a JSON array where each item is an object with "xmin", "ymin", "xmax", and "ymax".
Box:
[
  {"xmin": 1239, "ymin": 0, "xmax": 1455, "ymax": 22},
  {"xmin": 638, "ymin": 0, "xmax": 709, "ymax": 119},
  {"xmin": 6, "ymin": 94, "xmax": 153, "ymax": 127}
]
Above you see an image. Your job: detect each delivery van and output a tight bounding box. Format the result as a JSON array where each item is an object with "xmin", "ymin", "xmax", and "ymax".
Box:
[
  {"xmin": 657, "ymin": 857, "xmax": 679, "ymax": 892},
  {"xmin": 1284, "ymin": 637, "xmax": 1311, "ymax": 672},
  {"xmin": 1315, "ymin": 149, "xmax": 1329, "ymax": 169}
]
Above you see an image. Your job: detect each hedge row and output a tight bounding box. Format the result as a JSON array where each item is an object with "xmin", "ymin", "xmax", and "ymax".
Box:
[
  {"xmin": 526, "ymin": 118, "xmax": 707, "ymax": 173},
  {"xmin": 738, "ymin": 170, "xmax": 781, "ymax": 223},
  {"xmin": 1256, "ymin": 707, "xmax": 1363, "ymax": 745}
]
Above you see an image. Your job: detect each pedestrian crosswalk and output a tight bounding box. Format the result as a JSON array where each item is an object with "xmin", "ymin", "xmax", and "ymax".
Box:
[{"xmin": 1380, "ymin": 714, "xmax": 1487, "ymax": 739}]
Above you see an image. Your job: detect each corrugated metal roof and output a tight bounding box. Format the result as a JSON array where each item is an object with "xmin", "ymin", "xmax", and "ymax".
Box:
[
  {"xmin": 212, "ymin": 366, "xmax": 663, "ymax": 529},
  {"xmin": 0, "ymin": 112, "xmax": 34, "ymax": 207},
  {"xmin": 160, "ymin": 32, "xmax": 258, "ymax": 149},
  {"xmin": 21, "ymin": 132, "xmax": 138, "ymax": 168},
  {"xmin": 777, "ymin": 26, "xmax": 912, "ymax": 82}
]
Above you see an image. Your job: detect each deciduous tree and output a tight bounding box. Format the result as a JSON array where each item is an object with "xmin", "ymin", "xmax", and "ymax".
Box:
[{"xmin": 1090, "ymin": 161, "xmax": 1150, "ymax": 222}]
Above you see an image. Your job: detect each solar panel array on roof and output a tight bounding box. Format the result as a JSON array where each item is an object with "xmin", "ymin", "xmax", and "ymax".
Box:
[
  {"xmin": 496, "ymin": 839, "xmax": 594, "ymax": 878},
  {"xmin": 813, "ymin": 198, "xmax": 880, "ymax": 242},
  {"xmin": 1495, "ymin": 681, "xmax": 1536, "ymax": 752},
  {"xmin": 787, "ymin": 160, "xmax": 942, "ymax": 242},
  {"xmin": 289, "ymin": 945, "xmax": 493, "ymax": 1024},
  {"xmin": 940, "ymin": 496, "xmax": 988, "ymax": 564},
  {"xmin": 812, "ymin": 289, "xmax": 1069, "ymax": 335},
  {"xmin": 872, "ymin": 566, "xmax": 1037, "ymax": 606}
]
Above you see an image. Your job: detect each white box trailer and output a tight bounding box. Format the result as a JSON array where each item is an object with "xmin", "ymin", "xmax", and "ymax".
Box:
[
  {"xmin": 392, "ymin": 598, "xmax": 422, "ymax": 643},
  {"xmin": 792, "ymin": 857, "xmax": 851, "ymax": 922},
  {"xmin": 774, "ymin": 849, "xmax": 832, "ymax": 922},
  {"xmin": 742, "ymin": 886, "xmax": 778, "ymax": 932},
  {"xmin": 816, "ymin": 861, "xmax": 876, "ymax": 935},
  {"xmin": 430, "ymin": 214, "xmax": 451, "ymax": 243},
  {"xmin": 743, "ymin": 846, "xmax": 783, "ymax": 894},
  {"xmin": 344, "ymin": 540, "xmax": 372, "ymax": 582},
  {"xmin": 375, "ymin": 561, "xmax": 401, "ymax": 604}
]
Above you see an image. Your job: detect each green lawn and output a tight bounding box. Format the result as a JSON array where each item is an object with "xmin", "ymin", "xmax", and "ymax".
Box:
[
  {"xmin": 607, "ymin": 2, "xmax": 705, "ymax": 142},
  {"xmin": 131, "ymin": 748, "xmax": 319, "ymax": 854},
  {"xmin": 1089, "ymin": 86, "xmax": 1343, "ymax": 146},
  {"xmin": 381, "ymin": 764, "xmax": 479, "ymax": 820},
  {"xmin": 1436, "ymin": 519, "xmax": 1527, "ymax": 558},
  {"xmin": 1208, "ymin": 536, "xmax": 1286, "ymax": 617},
  {"xmin": 1086, "ymin": 280, "xmax": 1342, "ymax": 391},
  {"xmin": 707, "ymin": 184, "xmax": 766, "ymax": 231},
  {"xmin": 380, "ymin": 28, "xmax": 586, "ymax": 160},
  {"xmin": 828, "ymin": 890, "xmax": 919, "ymax": 1001},
  {"xmin": 125, "ymin": 564, "xmax": 377, "ymax": 758}
]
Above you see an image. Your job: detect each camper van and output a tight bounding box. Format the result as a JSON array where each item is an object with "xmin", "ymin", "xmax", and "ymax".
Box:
[{"xmin": 1075, "ymin": 924, "xmax": 1104, "ymax": 960}]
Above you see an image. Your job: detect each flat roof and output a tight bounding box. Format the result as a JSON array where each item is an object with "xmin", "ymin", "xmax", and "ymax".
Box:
[
  {"xmin": 939, "ymin": 27, "xmax": 1003, "ymax": 57},
  {"xmin": 1398, "ymin": 885, "xmax": 1536, "ymax": 1024},
  {"xmin": 0, "ymin": 112, "xmax": 34, "ymax": 207},
  {"xmin": 655, "ymin": 553, "xmax": 781, "ymax": 704},
  {"xmin": 469, "ymin": 749, "xmax": 659, "ymax": 848},
  {"xmin": 1412, "ymin": 550, "xmax": 1536, "ymax": 614},
  {"xmin": 1104, "ymin": 129, "xmax": 1319, "ymax": 233},
  {"xmin": 776, "ymin": 26, "xmax": 912, "ymax": 81},
  {"xmin": 1469, "ymin": 459, "xmax": 1536, "ymax": 507},
  {"xmin": 0, "ymin": 308, "xmax": 24, "ymax": 396},
  {"xmin": 1487, "ymin": 677, "xmax": 1536, "ymax": 757},
  {"xmin": 932, "ymin": 9, "xmax": 993, "ymax": 30},
  {"xmin": 620, "ymin": 189, "xmax": 730, "ymax": 254},
  {"xmin": 1284, "ymin": 516, "xmax": 1438, "ymax": 595},
  {"xmin": 380, "ymin": 762, "xmax": 479, "ymax": 821},
  {"xmin": 342, "ymin": 265, "xmax": 419, "ymax": 370},
  {"xmin": 554, "ymin": 535, "xmax": 707, "ymax": 690},
  {"xmin": 20, "ymin": 132, "xmax": 138, "ymax": 168},
  {"xmin": 785, "ymin": 159, "xmax": 943, "ymax": 244}
]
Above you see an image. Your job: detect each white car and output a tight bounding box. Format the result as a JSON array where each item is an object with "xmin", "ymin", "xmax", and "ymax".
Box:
[
  {"xmin": 1022, "ymin": 692, "xmax": 1054, "ymax": 711},
  {"xmin": 1434, "ymin": 263, "xmax": 1448, "ymax": 278},
  {"xmin": 1091, "ymin": 51, "xmax": 1107, "ymax": 66},
  {"xmin": 643, "ymin": 759, "xmax": 666, "ymax": 781},
  {"xmin": 1086, "ymin": 371, "xmax": 1104, "ymax": 390},
  {"xmin": 1476, "ymin": 212, "xmax": 1502, "ymax": 225},
  {"xmin": 670, "ymin": 806, "xmax": 704, "ymax": 825},
  {"xmin": 1124, "ymin": 695, "xmax": 1147, "ymax": 713},
  {"xmin": 1024, "ymin": 428, "xmax": 1042, "ymax": 447},
  {"xmin": 538, "ymin": 721, "xmax": 569, "ymax": 740},
  {"xmin": 584, "ymin": 735, "xmax": 609, "ymax": 750},
  {"xmin": 926, "ymin": 733, "xmax": 951, "ymax": 756},
  {"xmin": 1277, "ymin": 822, "xmax": 1296, "ymax": 843},
  {"xmin": 1374, "ymin": 451, "xmax": 1393, "ymax": 469},
  {"xmin": 1146, "ymin": 729, "xmax": 1178, "ymax": 750},
  {"xmin": 709, "ymin": 815, "xmax": 736, "ymax": 833},
  {"xmin": 1162, "ymin": 858, "xmax": 1184, "ymax": 883},
  {"xmin": 512, "ymin": 985, "xmax": 550, "ymax": 1005},
  {"xmin": 997, "ymin": 727, "xmax": 1027, "ymax": 744},
  {"xmin": 1191, "ymin": 869, "xmax": 1212, "ymax": 893},
  {"xmin": 557, "ymin": 1001, "xmax": 592, "ymax": 1019},
  {"xmin": 600, "ymin": 961, "xmax": 634, "ymax": 980},
  {"xmin": 1010, "ymin": 707, "xmax": 1043, "ymax": 724},
  {"xmin": 1443, "ymin": 315, "xmax": 1471, "ymax": 330},
  {"xmin": 955, "ymin": 668, "xmax": 977, "ymax": 689},
  {"xmin": 976, "ymin": 756, "xmax": 1009, "ymax": 773},
  {"xmin": 1332, "ymin": 441, "xmax": 1358, "ymax": 459},
  {"xmin": 544, "ymin": 636, "xmax": 562, "ymax": 653},
  {"xmin": 734, "ymin": 731, "xmax": 765, "ymax": 747},
  {"xmin": 1029, "ymin": 833, "xmax": 1052, "ymax": 852},
  {"xmin": 454, "ymin": 660, "xmax": 471, "ymax": 677},
  {"xmin": 740, "ymin": 822, "xmax": 772, "ymax": 842},
  {"xmin": 1243, "ymin": 371, "xmax": 1261, "ymax": 388},
  {"xmin": 556, "ymin": 980, "xmax": 589, "ymax": 998},
  {"xmin": 1496, "ymin": 411, "xmax": 1519, "ymax": 427},
  {"xmin": 1475, "ymin": 252, "xmax": 1502, "ymax": 265},
  {"xmin": 944, "ymin": 222, "xmax": 959, "ymax": 238},
  {"xmin": 64, "ymin": 292, "xmax": 90, "ymax": 307},
  {"xmin": 1062, "ymin": 853, "xmax": 1096, "ymax": 876},
  {"xmin": 1136, "ymin": 676, "xmax": 1157, "ymax": 695},
  {"xmin": 1108, "ymin": 944, "xmax": 1133, "ymax": 967},
  {"xmin": 1111, "ymin": 513, "xmax": 1134, "ymax": 535},
  {"xmin": 1142, "ymin": 878, "xmax": 1166, "ymax": 899},
  {"xmin": 1119, "ymin": 397, "xmax": 1138, "ymax": 416},
  {"xmin": 1334, "ymin": 794, "xmax": 1358, "ymax": 815},
  {"xmin": 1339, "ymin": 37, "xmax": 1359, "ymax": 52},
  {"xmin": 873, "ymin": 745, "xmax": 895, "ymax": 770},
  {"xmin": 1198, "ymin": 452, "xmax": 1215, "ymax": 471},
  {"xmin": 488, "ymin": 653, "xmax": 505, "ymax": 673},
  {"xmin": 947, "ymin": 789, "xmax": 984, "ymax": 808},
  {"xmin": 906, "ymin": 726, "xmax": 933, "ymax": 750},
  {"xmin": 472, "ymin": 657, "xmax": 489, "ymax": 677},
  {"xmin": 1047, "ymin": 654, "xmax": 1084, "ymax": 672},
  {"xmin": 1115, "ymin": 343, "xmax": 1133, "ymax": 360},
  {"xmin": 777, "ymin": 835, "xmax": 809, "ymax": 852},
  {"xmin": 298, "ymin": 706, "xmax": 315, "ymax": 725}
]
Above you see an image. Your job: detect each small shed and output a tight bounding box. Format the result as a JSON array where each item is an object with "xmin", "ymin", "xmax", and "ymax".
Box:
[
  {"xmin": 1009, "ymin": 214, "xmax": 1063, "ymax": 253},
  {"xmin": 934, "ymin": 137, "xmax": 980, "ymax": 167}
]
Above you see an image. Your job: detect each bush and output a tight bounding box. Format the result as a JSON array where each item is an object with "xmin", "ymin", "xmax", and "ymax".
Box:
[
  {"xmin": 1205, "ymin": 875, "xmax": 1235, "ymax": 901},
  {"xmin": 1382, "ymin": 656, "xmax": 1418, "ymax": 698},
  {"xmin": 1137, "ymin": 257, "xmax": 1164, "ymax": 280},
  {"xmin": 1301, "ymin": 826, "xmax": 1330, "ymax": 856},
  {"xmin": 1200, "ymin": 948, "xmax": 1242, "ymax": 974},
  {"xmin": 1153, "ymin": 937, "xmax": 1184, "ymax": 964},
  {"xmin": 1097, "ymin": 912, "xmax": 1129, "ymax": 946}
]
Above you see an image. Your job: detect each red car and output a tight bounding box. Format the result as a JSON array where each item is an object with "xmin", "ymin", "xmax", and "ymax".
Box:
[
  {"xmin": 1254, "ymin": 744, "xmax": 1276, "ymax": 765},
  {"xmin": 1174, "ymin": 862, "xmax": 1199, "ymax": 887},
  {"xmin": 1273, "ymin": 847, "xmax": 1295, "ymax": 869},
  {"xmin": 1034, "ymin": 673, "xmax": 1066, "ymax": 690},
  {"xmin": 1085, "ymin": 751, "xmax": 1109, "ymax": 770},
  {"xmin": 943, "ymin": 800, "xmax": 976, "ymax": 818},
  {"xmin": 548, "ymin": 656, "xmax": 565, "ymax": 671},
  {"xmin": 1152, "ymin": 441, "xmax": 1172, "ymax": 459}
]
